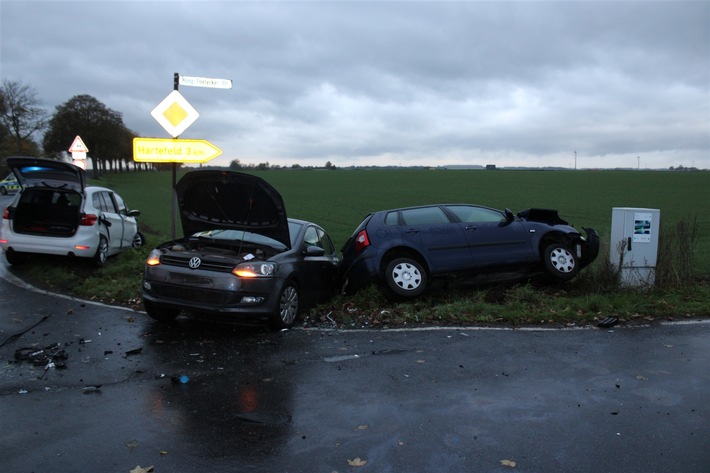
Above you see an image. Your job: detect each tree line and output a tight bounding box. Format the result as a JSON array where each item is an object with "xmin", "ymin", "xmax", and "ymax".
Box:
[
  {"xmin": 0, "ymin": 79, "xmax": 338, "ymax": 178},
  {"xmin": 0, "ymin": 79, "xmax": 157, "ymax": 178}
]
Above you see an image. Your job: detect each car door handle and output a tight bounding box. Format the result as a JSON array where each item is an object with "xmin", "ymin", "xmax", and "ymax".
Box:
[
  {"xmin": 465, "ymin": 225, "xmax": 478, "ymax": 231},
  {"xmin": 405, "ymin": 228, "xmax": 419, "ymax": 234}
]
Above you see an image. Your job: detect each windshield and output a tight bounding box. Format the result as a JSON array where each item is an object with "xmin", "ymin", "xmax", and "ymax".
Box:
[
  {"xmin": 191, "ymin": 220, "xmax": 303, "ymax": 250},
  {"xmin": 192, "ymin": 229, "xmax": 287, "ymax": 250}
]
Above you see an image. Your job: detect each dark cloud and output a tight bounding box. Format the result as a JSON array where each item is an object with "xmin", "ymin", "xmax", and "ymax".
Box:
[{"xmin": 1, "ymin": 0, "xmax": 708, "ymax": 169}]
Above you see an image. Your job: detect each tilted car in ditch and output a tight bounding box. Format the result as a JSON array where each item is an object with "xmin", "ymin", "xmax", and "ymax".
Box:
[{"xmin": 340, "ymin": 204, "xmax": 599, "ymax": 298}]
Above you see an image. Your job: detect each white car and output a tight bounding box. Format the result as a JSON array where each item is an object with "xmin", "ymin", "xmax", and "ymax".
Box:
[{"xmin": 0, "ymin": 157, "xmax": 144, "ymax": 266}]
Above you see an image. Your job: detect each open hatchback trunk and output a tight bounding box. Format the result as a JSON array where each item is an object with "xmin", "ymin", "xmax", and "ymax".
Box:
[{"xmin": 6, "ymin": 157, "xmax": 86, "ymax": 237}]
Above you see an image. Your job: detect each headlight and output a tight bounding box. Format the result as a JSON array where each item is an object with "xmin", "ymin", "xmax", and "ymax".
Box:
[
  {"xmin": 232, "ymin": 261, "xmax": 276, "ymax": 278},
  {"xmin": 146, "ymin": 249, "xmax": 161, "ymax": 266}
]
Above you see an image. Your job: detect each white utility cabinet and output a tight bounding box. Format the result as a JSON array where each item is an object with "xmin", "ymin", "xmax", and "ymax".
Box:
[{"xmin": 610, "ymin": 208, "xmax": 661, "ymax": 287}]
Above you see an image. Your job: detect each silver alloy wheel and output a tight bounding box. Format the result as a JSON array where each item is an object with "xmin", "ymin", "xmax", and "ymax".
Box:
[
  {"xmin": 132, "ymin": 232, "xmax": 144, "ymax": 248},
  {"xmin": 392, "ymin": 261, "xmax": 422, "ymax": 291},
  {"xmin": 278, "ymin": 284, "xmax": 299, "ymax": 326},
  {"xmin": 384, "ymin": 257, "xmax": 428, "ymax": 298},
  {"xmin": 548, "ymin": 247, "xmax": 576, "ymax": 273},
  {"xmin": 391, "ymin": 261, "xmax": 423, "ymax": 291},
  {"xmin": 94, "ymin": 236, "xmax": 108, "ymax": 266}
]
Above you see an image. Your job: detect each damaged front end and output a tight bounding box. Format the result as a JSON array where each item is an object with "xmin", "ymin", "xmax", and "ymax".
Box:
[
  {"xmin": 578, "ymin": 227, "xmax": 600, "ymax": 268},
  {"xmin": 519, "ymin": 208, "xmax": 600, "ymax": 269}
]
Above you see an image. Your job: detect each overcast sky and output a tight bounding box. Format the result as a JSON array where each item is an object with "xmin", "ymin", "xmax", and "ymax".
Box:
[{"xmin": 2, "ymin": 0, "xmax": 708, "ymax": 169}]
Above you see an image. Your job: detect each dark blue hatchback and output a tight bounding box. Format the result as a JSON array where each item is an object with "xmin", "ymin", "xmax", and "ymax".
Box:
[{"xmin": 340, "ymin": 204, "xmax": 599, "ymax": 298}]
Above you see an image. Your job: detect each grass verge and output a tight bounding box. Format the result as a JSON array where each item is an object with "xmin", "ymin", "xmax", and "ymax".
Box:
[{"xmin": 7, "ymin": 247, "xmax": 709, "ymax": 330}]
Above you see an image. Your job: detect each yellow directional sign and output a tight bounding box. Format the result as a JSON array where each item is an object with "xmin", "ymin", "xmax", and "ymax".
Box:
[{"xmin": 133, "ymin": 138, "xmax": 222, "ymax": 164}]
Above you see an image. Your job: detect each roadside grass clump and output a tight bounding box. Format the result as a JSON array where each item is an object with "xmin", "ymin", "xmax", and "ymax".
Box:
[{"xmin": 656, "ymin": 215, "xmax": 699, "ymax": 290}]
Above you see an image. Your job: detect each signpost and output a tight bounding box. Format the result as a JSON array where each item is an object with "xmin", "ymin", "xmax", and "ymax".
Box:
[
  {"xmin": 133, "ymin": 137, "xmax": 222, "ymax": 163},
  {"xmin": 69, "ymin": 135, "xmax": 88, "ymax": 169},
  {"xmin": 136, "ymin": 72, "xmax": 232, "ymax": 238},
  {"xmin": 178, "ymin": 75, "xmax": 233, "ymax": 89},
  {"xmin": 150, "ymin": 90, "xmax": 200, "ymax": 138}
]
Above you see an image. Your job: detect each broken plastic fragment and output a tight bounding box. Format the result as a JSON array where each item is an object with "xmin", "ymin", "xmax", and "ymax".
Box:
[
  {"xmin": 347, "ymin": 457, "xmax": 367, "ymax": 467},
  {"xmin": 130, "ymin": 466, "xmax": 154, "ymax": 473},
  {"xmin": 598, "ymin": 316, "xmax": 619, "ymax": 328},
  {"xmin": 323, "ymin": 354, "xmax": 360, "ymax": 363}
]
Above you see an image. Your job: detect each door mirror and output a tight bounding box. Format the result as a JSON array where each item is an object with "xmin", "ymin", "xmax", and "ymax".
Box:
[
  {"xmin": 304, "ymin": 245, "xmax": 326, "ymax": 257},
  {"xmin": 504, "ymin": 208, "xmax": 515, "ymax": 222}
]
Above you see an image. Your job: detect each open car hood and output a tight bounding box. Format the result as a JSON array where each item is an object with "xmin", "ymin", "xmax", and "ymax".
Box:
[
  {"xmin": 175, "ymin": 170, "xmax": 290, "ymax": 249},
  {"xmin": 517, "ymin": 208, "xmax": 569, "ymax": 226},
  {"xmin": 6, "ymin": 156, "xmax": 85, "ymax": 192}
]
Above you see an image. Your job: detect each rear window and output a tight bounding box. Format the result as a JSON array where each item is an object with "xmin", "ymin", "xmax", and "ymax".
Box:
[{"xmin": 19, "ymin": 188, "xmax": 81, "ymax": 206}]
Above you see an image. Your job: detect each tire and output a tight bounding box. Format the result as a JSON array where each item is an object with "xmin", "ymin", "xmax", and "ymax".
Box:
[
  {"xmin": 93, "ymin": 235, "xmax": 109, "ymax": 266},
  {"xmin": 5, "ymin": 248, "xmax": 28, "ymax": 265},
  {"xmin": 132, "ymin": 231, "xmax": 145, "ymax": 248},
  {"xmin": 0, "ymin": 186, "xmax": 7, "ymax": 195},
  {"xmin": 143, "ymin": 300, "xmax": 180, "ymax": 322},
  {"xmin": 269, "ymin": 281, "xmax": 299, "ymax": 330},
  {"xmin": 543, "ymin": 243, "xmax": 579, "ymax": 281},
  {"xmin": 384, "ymin": 257, "xmax": 428, "ymax": 298}
]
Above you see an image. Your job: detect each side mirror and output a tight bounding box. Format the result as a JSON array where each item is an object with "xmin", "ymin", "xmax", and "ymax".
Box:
[
  {"xmin": 304, "ymin": 245, "xmax": 325, "ymax": 257},
  {"xmin": 127, "ymin": 209, "xmax": 141, "ymax": 218},
  {"xmin": 504, "ymin": 208, "xmax": 514, "ymax": 222}
]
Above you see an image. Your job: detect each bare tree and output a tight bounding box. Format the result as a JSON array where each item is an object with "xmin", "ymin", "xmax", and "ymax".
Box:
[{"xmin": 0, "ymin": 80, "xmax": 48, "ymax": 156}]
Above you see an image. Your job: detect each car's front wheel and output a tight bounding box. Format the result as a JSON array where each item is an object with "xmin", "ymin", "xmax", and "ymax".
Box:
[
  {"xmin": 270, "ymin": 281, "xmax": 299, "ymax": 330},
  {"xmin": 0, "ymin": 186, "xmax": 7, "ymax": 195},
  {"xmin": 132, "ymin": 231, "xmax": 145, "ymax": 248},
  {"xmin": 384, "ymin": 257, "xmax": 428, "ymax": 298},
  {"xmin": 543, "ymin": 243, "xmax": 579, "ymax": 281},
  {"xmin": 143, "ymin": 300, "xmax": 180, "ymax": 322},
  {"xmin": 93, "ymin": 236, "xmax": 109, "ymax": 266}
]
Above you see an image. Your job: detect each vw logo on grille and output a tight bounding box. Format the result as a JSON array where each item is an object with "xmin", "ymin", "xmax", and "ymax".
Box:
[{"xmin": 188, "ymin": 257, "xmax": 202, "ymax": 269}]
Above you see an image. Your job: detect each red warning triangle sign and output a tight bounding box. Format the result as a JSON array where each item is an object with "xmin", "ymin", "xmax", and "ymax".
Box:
[{"xmin": 69, "ymin": 135, "xmax": 89, "ymax": 153}]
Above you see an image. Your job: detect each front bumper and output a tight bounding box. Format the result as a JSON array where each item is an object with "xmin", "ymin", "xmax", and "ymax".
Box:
[
  {"xmin": 142, "ymin": 265, "xmax": 284, "ymax": 317},
  {"xmin": 579, "ymin": 227, "xmax": 600, "ymax": 268}
]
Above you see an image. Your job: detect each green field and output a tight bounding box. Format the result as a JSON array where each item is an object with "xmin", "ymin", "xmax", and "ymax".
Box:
[{"xmin": 96, "ymin": 168, "xmax": 710, "ymax": 273}]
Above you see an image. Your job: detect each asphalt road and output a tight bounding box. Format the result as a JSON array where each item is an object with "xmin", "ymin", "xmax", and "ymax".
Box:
[{"xmin": 0, "ymin": 262, "xmax": 709, "ymax": 473}]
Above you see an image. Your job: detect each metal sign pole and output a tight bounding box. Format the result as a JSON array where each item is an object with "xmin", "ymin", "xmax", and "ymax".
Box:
[{"xmin": 171, "ymin": 72, "xmax": 179, "ymax": 240}]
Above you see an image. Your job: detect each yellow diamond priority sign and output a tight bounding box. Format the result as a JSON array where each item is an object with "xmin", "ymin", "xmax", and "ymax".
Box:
[
  {"xmin": 151, "ymin": 90, "xmax": 199, "ymax": 137},
  {"xmin": 133, "ymin": 137, "xmax": 222, "ymax": 164}
]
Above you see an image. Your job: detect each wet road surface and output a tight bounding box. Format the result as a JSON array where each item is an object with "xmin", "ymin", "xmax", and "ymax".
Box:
[{"xmin": 1, "ymin": 267, "xmax": 709, "ymax": 473}]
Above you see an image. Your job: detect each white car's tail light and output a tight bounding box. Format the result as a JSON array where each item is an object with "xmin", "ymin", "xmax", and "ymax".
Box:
[{"xmin": 80, "ymin": 213, "xmax": 98, "ymax": 226}]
